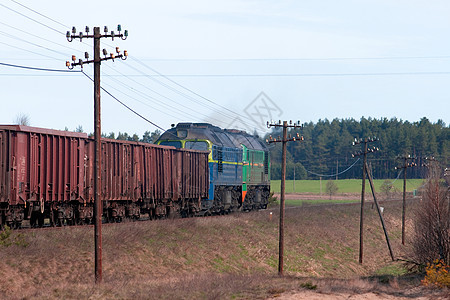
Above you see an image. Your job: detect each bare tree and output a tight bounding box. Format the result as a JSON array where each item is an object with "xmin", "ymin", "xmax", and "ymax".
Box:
[
  {"xmin": 411, "ymin": 162, "xmax": 449, "ymax": 266},
  {"xmin": 326, "ymin": 180, "xmax": 338, "ymax": 200},
  {"xmin": 14, "ymin": 113, "xmax": 30, "ymax": 126},
  {"xmin": 380, "ymin": 179, "xmax": 394, "ymax": 200}
]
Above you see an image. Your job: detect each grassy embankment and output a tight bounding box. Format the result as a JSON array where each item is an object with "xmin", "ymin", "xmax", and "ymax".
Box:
[
  {"xmin": 270, "ymin": 179, "xmax": 424, "ymax": 206},
  {"xmin": 0, "ymin": 199, "xmax": 443, "ymax": 299}
]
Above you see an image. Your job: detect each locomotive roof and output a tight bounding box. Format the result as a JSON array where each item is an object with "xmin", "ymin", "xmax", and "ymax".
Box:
[{"xmin": 158, "ymin": 123, "xmax": 268, "ymax": 151}]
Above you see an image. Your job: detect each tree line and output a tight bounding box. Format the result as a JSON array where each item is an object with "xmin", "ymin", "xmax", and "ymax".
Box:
[
  {"xmin": 70, "ymin": 125, "xmax": 161, "ymax": 144},
  {"xmin": 266, "ymin": 117, "xmax": 449, "ymax": 180}
]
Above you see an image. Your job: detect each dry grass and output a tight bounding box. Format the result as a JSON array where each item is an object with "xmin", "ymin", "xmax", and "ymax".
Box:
[{"xmin": 0, "ymin": 200, "xmax": 448, "ymax": 299}]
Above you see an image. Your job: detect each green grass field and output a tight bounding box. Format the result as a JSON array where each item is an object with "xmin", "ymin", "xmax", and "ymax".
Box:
[
  {"xmin": 270, "ymin": 179, "xmax": 424, "ymax": 194},
  {"xmin": 283, "ymin": 198, "xmax": 360, "ymax": 206}
]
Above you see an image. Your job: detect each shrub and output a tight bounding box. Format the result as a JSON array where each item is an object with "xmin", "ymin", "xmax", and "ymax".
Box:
[
  {"xmin": 267, "ymin": 191, "xmax": 278, "ymax": 207},
  {"xmin": 421, "ymin": 259, "xmax": 450, "ymax": 288},
  {"xmin": 0, "ymin": 226, "xmax": 28, "ymax": 247},
  {"xmin": 300, "ymin": 281, "xmax": 317, "ymax": 290},
  {"xmin": 0, "ymin": 225, "xmax": 13, "ymax": 246},
  {"xmin": 410, "ymin": 162, "xmax": 449, "ymax": 273}
]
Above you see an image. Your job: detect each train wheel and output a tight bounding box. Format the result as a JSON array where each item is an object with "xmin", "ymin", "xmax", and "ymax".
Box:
[
  {"xmin": 30, "ymin": 212, "xmax": 37, "ymax": 228},
  {"xmin": 38, "ymin": 213, "xmax": 45, "ymax": 227}
]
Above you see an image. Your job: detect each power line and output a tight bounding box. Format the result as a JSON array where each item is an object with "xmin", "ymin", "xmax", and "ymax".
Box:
[
  {"xmin": 131, "ymin": 57, "xmax": 256, "ymax": 129},
  {"xmin": 0, "ymin": 61, "xmax": 81, "ymax": 72},
  {"xmin": 81, "ymin": 71, "xmax": 166, "ymax": 132},
  {"xmin": 139, "ymin": 55, "xmax": 450, "ymax": 62},
  {"xmin": 0, "ymin": 3, "xmax": 64, "ymax": 36},
  {"xmin": 109, "ymin": 71, "xmax": 450, "ymax": 77},
  {"xmin": 305, "ymin": 158, "xmax": 361, "ymax": 177},
  {"xmin": 0, "ymin": 41, "xmax": 61, "ymax": 60},
  {"xmin": 98, "ymin": 72, "xmax": 195, "ymax": 120},
  {"xmin": 9, "ymin": 0, "xmax": 67, "ymax": 28},
  {"xmin": 0, "ymin": 30, "xmax": 68, "ymax": 57},
  {"xmin": 101, "ymin": 64, "xmax": 228, "ymax": 125},
  {"xmin": 127, "ymin": 59, "xmax": 240, "ymax": 121},
  {"xmin": 0, "ymin": 21, "xmax": 85, "ymax": 54},
  {"xmin": 2, "ymin": 0, "xmax": 248, "ymax": 131},
  {"xmin": 1, "ymin": 2, "xmax": 92, "ymax": 51}
]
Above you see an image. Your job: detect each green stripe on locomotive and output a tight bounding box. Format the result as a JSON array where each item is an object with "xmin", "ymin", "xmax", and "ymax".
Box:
[{"xmin": 242, "ymin": 145, "xmax": 270, "ymax": 190}]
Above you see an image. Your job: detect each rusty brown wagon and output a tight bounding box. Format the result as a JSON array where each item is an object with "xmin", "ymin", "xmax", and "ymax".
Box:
[{"xmin": 0, "ymin": 125, "xmax": 209, "ymax": 228}]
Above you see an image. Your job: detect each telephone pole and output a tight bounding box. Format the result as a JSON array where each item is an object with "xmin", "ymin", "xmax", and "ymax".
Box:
[
  {"xmin": 352, "ymin": 137, "xmax": 379, "ymax": 264},
  {"xmin": 395, "ymin": 155, "xmax": 417, "ymax": 245},
  {"xmin": 66, "ymin": 25, "xmax": 128, "ymax": 284},
  {"xmin": 267, "ymin": 120, "xmax": 303, "ymax": 276}
]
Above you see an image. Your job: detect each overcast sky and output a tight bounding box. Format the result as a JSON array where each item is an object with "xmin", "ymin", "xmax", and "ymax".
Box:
[{"xmin": 1, "ymin": 0, "xmax": 449, "ymax": 137}]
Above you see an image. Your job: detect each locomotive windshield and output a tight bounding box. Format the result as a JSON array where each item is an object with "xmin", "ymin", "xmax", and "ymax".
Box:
[
  {"xmin": 159, "ymin": 141, "xmax": 182, "ymax": 148},
  {"xmin": 185, "ymin": 141, "xmax": 208, "ymax": 151}
]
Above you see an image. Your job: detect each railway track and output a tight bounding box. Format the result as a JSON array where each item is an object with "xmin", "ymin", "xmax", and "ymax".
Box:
[{"xmin": 11, "ymin": 196, "xmax": 421, "ymax": 232}]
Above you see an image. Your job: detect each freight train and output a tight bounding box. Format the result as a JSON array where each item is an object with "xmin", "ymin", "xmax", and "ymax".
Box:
[{"xmin": 0, "ymin": 123, "xmax": 269, "ymax": 228}]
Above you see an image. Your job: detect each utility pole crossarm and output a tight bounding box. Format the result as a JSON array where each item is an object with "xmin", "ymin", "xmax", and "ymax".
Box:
[
  {"xmin": 267, "ymin": 120, "xmax": 304, "ymax": 276},
  {"xmin": 65, "ymin": 25, "xmax": 128, "ymax": 70}
]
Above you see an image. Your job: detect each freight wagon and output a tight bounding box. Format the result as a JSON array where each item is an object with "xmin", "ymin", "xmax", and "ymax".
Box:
[{"xmin": 0, "ymin": 125, "xmax": 208, "ymax": 228}]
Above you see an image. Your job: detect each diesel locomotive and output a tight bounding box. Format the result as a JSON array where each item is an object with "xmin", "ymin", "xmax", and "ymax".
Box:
[{"xmin": 157, "ymin": 123, "xmax": 270, "ymax": 214}]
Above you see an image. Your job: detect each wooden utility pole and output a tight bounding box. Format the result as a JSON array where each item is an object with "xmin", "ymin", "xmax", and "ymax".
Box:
[
  {"xmin": 365, "ymin": 162, "xmax": 395, "ymax": 261},
  {"xmin": 352, "ymin": 137, "xmax": 378, "ymax": 264},
  {"xmin": 267, "ymin": 120, "xmax": 303, "ymax": 276},
  {"xmin": 395, "ymin": 155, "xmax": 417, "ymax": 245},
  {"xmin": 66, "ymin": 25, "xmax": 128, "ymax": 284}
]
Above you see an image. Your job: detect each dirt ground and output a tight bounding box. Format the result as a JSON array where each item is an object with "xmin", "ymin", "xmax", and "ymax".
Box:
[{"xmin": 271, "ymin": 290, "xmax": 448, "ymax": 300}]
